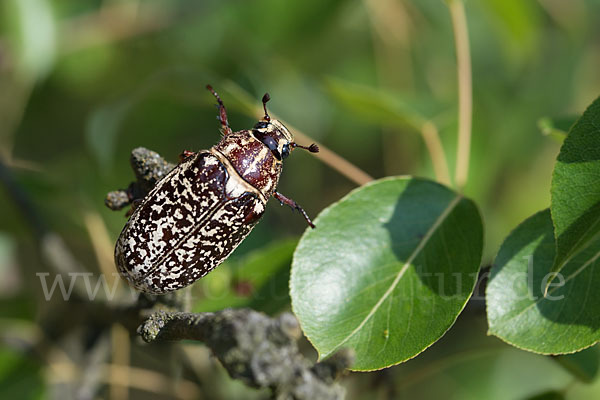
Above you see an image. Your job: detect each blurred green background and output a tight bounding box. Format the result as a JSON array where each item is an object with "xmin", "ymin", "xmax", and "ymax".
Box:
[{"xmin": 1, "ymin": 0, "xmax": 600, "ymax": 399}]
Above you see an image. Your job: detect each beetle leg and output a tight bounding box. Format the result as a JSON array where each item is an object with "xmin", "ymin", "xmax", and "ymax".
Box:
[
  {"xmin": 126, "ymin": 198, "xmax": 143, "ymax": 217},
  {"xmin": 274, "ymin": 192, "xmax": 315, "ymax": 229},
  {"xmin": 178, "ymin": 150, "xmax": 196, "ymax": 163},
  {"xmin": 206, "ymin": 85, "xmax": 232, "ymax": 136}
]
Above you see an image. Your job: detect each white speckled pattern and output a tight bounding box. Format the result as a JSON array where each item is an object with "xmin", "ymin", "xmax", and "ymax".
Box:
[{"xmin": 115, "ymin": 151, "xmax": 265, "ymax": 294}]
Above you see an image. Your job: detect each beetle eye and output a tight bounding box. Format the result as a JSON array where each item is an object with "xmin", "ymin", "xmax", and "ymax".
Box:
[
  {"xmin": 281, "ymin": 144, "xmax": 290, "ymax": 159},
  {"xmin": 253, "ymin": 121, "xmax": 269, "ymax": 130},
  {"xmin": 262, "ymin": 136, "xmax": 278, "ymax": 152},
  {"xmin": 261, "ymin": 136, "xmax": 281, "ymax": 160}
]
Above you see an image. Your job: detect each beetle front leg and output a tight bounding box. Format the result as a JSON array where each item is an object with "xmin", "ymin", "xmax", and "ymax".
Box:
[
  {"xmin": 274, "ymin": 192, "xmax": 315, "ymax": 229},
  {"xmin": 178, "ymin": 150, "xmax": 196, "ymax": 163},
  {"xmin": 206, "ymin": 85, "xmax": 232, "ymax": 136}
]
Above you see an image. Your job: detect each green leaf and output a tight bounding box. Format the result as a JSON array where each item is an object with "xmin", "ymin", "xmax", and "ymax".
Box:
[
  {"xmin": 549, "ymin": 96, "xmax": 600, "ymax": 285},
  {"xmin": 553, "ymin": 345, "xmax": 600, "ymax": 383},
  {"xmin": 234, "ymin": 238, "xmax": 297, "ymax": 314},
  {"xmin": 487, "ymin": 210, "xmax": 600, "ymax": 354},
  {"xmin": 324, "ymin": 77, "xmax": 433, "ymax": 130},
  {"xmin": 290, "ymin": 177, "xmax": 483, "ymax": 371},
  {"xmin": 193, "ymin": 239, "xmax": 297, "ymax": 315}
]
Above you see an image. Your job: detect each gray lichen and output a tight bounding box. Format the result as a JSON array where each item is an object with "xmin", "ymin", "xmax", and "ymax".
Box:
[
  {"xmin": 138, "ymin": 309, "xmax": 353, "ymax": 400},
  {"xmin": 107, "ymin": 147, "xmax": 353, "ymax": 399}
]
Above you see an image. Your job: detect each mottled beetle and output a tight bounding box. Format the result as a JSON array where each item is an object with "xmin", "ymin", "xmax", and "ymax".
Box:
[{"xmin": 114, "ymin": 86, "xmax": 318, "ymax": 294}]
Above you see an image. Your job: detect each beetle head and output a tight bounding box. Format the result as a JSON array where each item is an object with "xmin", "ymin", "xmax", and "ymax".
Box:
[
  {"xmin": 252, "ymin": 93, "xmax": 318, "ymax": 161},
  {"xmin": 252, "ymin": 118, "xmax": 293, "ymax": 161}
]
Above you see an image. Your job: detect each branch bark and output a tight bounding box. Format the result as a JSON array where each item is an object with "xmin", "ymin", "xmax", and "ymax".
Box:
[
  {"xmin": 139, "ymin": 309, "xmax": 352, "ymax": 399},
  {"xmin": 108, "ymin": 148, "xmax": 353, "ymax": 399}
]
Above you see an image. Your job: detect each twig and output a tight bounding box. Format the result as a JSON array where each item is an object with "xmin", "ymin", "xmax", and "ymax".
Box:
[
  {"xmin": 138, "ymin": 309, "xmax": 353, "ymax": 399},
  {"xmin": 448, "ymin": 0, "xmax": 473, "ymax": 191}
]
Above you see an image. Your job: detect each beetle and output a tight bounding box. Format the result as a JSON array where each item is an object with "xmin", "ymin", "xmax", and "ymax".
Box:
[{"xmin": 114, "ymin": 85, "xmax": 319, "ymax": 294}]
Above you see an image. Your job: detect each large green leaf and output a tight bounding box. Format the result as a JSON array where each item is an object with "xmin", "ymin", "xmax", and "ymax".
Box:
[
  {"xmin": 290, "ymin": 177, "xmax": 483, "ymax": 371},
  {"xmin": 550, "ymin": 97, "xmax": 600, "ymax": 282},
  {"xmin": 324, "ymin": 77, "xmax": 438, "ymax": 130},
  {"xmin": 193, "ymin": 239, "xmax": 297, "ymax": 315},
  {"xmin": 487, "ymin": 210, "xmax": 600, "ymax": 354}
]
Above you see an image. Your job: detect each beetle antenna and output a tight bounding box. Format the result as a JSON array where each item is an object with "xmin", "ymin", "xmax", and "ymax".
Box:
[
  {"xmin": 262, "ymin": 93, "xmax": 271, "ymax": 122},
  {"xmin": 292, "ymin": 143, "xmax": 319, "ymax": 153}
]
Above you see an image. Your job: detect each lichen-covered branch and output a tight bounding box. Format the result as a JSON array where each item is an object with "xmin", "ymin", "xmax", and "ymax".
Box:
[
  {"xmin": 107, "ymin": 148, "xmax": 353, "ymax": 399},
  {"xmin": 105, "ymin": 147, "xmax": 175, "ymax": 211},
  {"xmin": 139, "ymin": 309, "xmax": 353, "ymax": 400}
]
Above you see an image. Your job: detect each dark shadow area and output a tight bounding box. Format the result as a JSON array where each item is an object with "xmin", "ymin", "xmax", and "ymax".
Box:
[
  {"xmin": 553, "ymin": 201, "xmax": 600, "ymax": 268},
  {"xmin": 383, "ymin": 178, "xmax": 482, "ymax": 302},
  {"xmin": 555, "ymin": 98, "xmax": 600, "ymax": 164},
  {"xmin": 490, "ymin": 209, "xmax": 600, "ymax": 331},
  {"xmin": 552, "ymin": 98, "xmax": 600, "ymax": 269}
]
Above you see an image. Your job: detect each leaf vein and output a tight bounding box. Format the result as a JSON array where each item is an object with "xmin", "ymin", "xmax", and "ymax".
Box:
[{"xmin": 326, "ymin": 195, "xmax": 463, "ymax": 354}]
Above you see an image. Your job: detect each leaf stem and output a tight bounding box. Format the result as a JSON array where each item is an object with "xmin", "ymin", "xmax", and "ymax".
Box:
[
  {"xmin": 421, "ymin": 121, "xmax": 451, "ymax": 186},
  {"xmin": 448, "ymin": 0, "xmax": 473, "ymax": 191},
  {"xmin": 363, "ymin": 0, "xmax": 451, "ymax": 186}
]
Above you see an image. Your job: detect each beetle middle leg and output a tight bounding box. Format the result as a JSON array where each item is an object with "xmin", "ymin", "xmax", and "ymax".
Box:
[
  {"xmin": 126, "ymin": 198, "xmax": 143, "ymax": 217},
  {"xmin": 206, "ymin": 85, "xmax": 232, "ymax": 136},
  {"xmin": 274, "ymin": 192, "xmax": 315, "ymax": 229}
]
